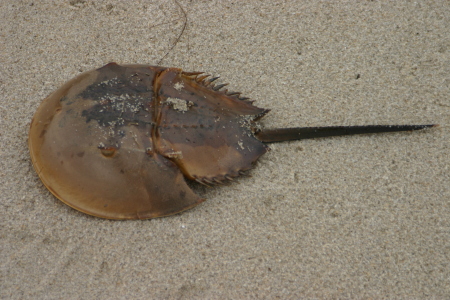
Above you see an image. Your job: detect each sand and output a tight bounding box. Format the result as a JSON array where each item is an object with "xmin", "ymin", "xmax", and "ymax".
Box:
[{"xmin": 1, "ymin": 0, "xmax": 449, "ymax": 298}]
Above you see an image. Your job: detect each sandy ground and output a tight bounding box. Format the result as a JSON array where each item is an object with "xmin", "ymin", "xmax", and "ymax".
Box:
[{"xmin": 1, "ymin": 0, "xmax": 449, "ymax": 298}]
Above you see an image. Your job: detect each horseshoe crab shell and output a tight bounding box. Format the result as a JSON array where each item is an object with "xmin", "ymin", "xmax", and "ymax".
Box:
[
  {"xmin": 29, "ymin": 63, "xmax": 435, "ymax": 220},
  {"xmin": 29, "ymin": 63, "xmax": 268, "ymax": 219}
]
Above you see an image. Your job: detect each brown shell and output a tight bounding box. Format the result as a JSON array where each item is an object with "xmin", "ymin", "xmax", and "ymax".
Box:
[{"xmin": 29, "ymin": 63, "xmax": 269, "ymax": 219}]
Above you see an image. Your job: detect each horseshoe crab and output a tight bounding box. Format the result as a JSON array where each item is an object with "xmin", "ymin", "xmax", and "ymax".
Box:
[{"xmin": 28, "ymin": 63, "xmax": 435, "ymax": 219}]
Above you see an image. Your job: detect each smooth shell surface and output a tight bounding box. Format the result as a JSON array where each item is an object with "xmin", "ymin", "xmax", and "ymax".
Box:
[{"xmin": 29, "ymin": 63, "xmax": 268, "ymax": 219}]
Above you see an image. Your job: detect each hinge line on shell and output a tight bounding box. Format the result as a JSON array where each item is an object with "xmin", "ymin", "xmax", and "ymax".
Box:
[{"xmin": 150, "ymin": 69, "xmax": 167, "ymax": 151}]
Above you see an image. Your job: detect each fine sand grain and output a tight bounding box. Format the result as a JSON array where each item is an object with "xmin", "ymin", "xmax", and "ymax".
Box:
[{"xmin": 1, "ymin": 1, "xmax": 448, "ymax": 298}]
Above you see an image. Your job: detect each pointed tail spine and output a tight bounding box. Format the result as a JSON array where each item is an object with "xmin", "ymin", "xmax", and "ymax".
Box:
[{"xmin": 255, "ymin": 124, "xmax": 437, "ymax": 143}]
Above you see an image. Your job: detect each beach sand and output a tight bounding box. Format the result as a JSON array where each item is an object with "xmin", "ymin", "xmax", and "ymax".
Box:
[{"xmin": 1, "ymin": 1, "xmax": 448, "ymax": 298}]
